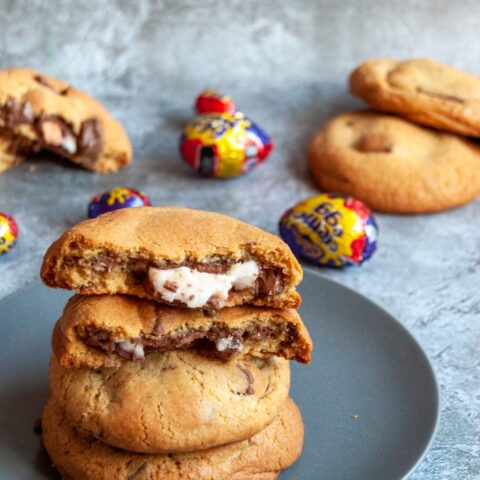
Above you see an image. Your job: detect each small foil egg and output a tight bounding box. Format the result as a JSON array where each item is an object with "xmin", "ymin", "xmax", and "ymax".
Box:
[
  {"xmin": 180, "ymin": 112, "xmax": 274, "ymax": 178},
  {"xmin": 0, "ymin": 212, "xmax": 18, "ymax": 255},
  {"xmin": 195, "ymin": 89, "xmax": 236, "ymax": 115},
  {"xmin": 279, "ymin": 193, "xmax": 378, "ymax": 268},
  {"xmin": 88, "ymin": 188, "xmax": 151, "ymax": 219}
]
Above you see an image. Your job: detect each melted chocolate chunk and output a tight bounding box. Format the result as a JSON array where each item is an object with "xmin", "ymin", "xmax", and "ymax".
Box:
[
  {"xmin": 356, "ymin": 133, "xmax": 393, "ymax": 153},
  {"xmin": 34, "ymin": 74, "xmax": 69, "ymax": 95},
  {"xmin": 81, "ymin": 323, "xmax": 279, "ymax": 361},
  {"xmin": 7, "ymin": 136, "xmax": 41, "ymax": 156},
  {"xmin": 78, "ymin": 118, "xmax": 103, "ymax": 156},
  {"xmin": 84, "ymin": 255, "xmax": 285, "ymax": 301},
  {"xmin": 34, "ymin": 74, "xmax": 52, "ymax": 88},
  {"xmin": 280, "ymin": 323, "xmax": 299, "ymax": 348},
  {"xmin": 238, "ymin": 365, "xmax": 255, "ymax": 395},
  {"xmin": 89, "ymin": 254, "xmax": 117, "ymax": 273},
  {"xmin": 148, "ymin": 330, "xmax": 207, "ymax": 351},
  {"xmin": 205, "ymin": 296, "xmax": 223, "ymax": 309},
  {"xmin": 127, "ymin": 462, "xmax": 148, "ymax": 479},
  {"xmin": 256, "ymin": 268, "xmax": 284, "ymax": 297},
  {"xmin": 153, "ymin": 260, "xmax": 232, "ymax": 274},
  {"xmin": 247, "ymin": 324, "xmax": 275, "ymax": 341},
  {"xmin": 189, "ymin": 262, "xmax": 231, "ymax": 274},
  {"xmin": 88, "ymin": 256, "xmax": 234, "ymax": 278},
  {"xmin": 163, "ymin": 281, "xmax": 178, "ymax": 292},
  {"xmin": 0, "ymin": 98, "xmax": 34, "ymax": 128},
  {"xmin": 84, "ymin": 330, "xmax": 115, "ymax": 353},
  {"xmin": 128, "ymin": 258, "xmax": 151, "ymax": 272}
]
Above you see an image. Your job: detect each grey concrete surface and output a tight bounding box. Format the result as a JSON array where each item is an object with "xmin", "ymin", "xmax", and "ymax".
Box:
[{"xmin": 0, "ymin": 1, "xmax": 479, "ymax": 478}]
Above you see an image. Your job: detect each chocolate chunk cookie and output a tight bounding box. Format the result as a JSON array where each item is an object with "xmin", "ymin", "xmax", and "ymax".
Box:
[
  {"xmin": 53, "ymin": 294, "xmax": 312, "ymax": 368},
  {"xmin": 308, "ymin": 111, "xmax": 480, "ymax": 213},
  {"xmin": 49, "ymin": 350, "xmax": 290, "ymax": 453},
  {"xmin": 41, "ymin": 207, "xmax": 303, "ymax": 309},
  {"xmin": 42, "ymin": 396, "xmax": 303, "ymax": 480},
  {"xmin": 350, "ymin": 58, "xmax": 480, "ymax": 137},
  {"xmin": 0, "ymin": 68, "xmax": 132, "ymax": 173}
]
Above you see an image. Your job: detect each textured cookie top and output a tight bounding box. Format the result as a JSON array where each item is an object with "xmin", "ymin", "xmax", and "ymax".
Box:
[
  {"xmin": 308, "ymin": 111, "xmax": 480, "ymax": 213},
  {"xmin": 350, "ymin": 58, "xmax": 480, "ymax": 136},
  {"xmin": 53, "ymin": 294, "xmax": 312, "ymax": 368},
  {"xmin": 49, "ymin": 350, "xmax": 290, "ymax": 453},
  {"xmin": 41, "ymin": 207, "xmax": 303, "ymax": 308},
  {"xmin": 42, "ymin": 396, "xmax": 303, "ymax": 480},
  {"xmin": 0, "ymin": 68, "xmax": 132, "ymax": 172},
  {"xmin": 43, "ymin": 206, "xmax": 297, "ymax": 259}
]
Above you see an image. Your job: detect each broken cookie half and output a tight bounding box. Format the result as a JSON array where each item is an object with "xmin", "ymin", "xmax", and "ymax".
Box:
[
  {"xmin": 0, "ymin": 68, "xmax": 132, "ymax": 173},
  {"xmin": 41, "ymin": 207, "xmax": 303, "ymax": 309},
  {"xmin": 53, "ymin": 294, "xmax": 312, "ymax": 369}
]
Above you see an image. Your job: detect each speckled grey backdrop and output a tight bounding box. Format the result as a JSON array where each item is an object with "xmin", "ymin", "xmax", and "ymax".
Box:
[{"xmin": 0, "ymin": 1, "xmax": 479, "ymax": 478}]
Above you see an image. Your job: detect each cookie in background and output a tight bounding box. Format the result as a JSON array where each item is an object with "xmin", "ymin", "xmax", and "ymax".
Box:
[
  {"xmin": 0, "ymin": 68, "xmax": 132, "ymax": 173},
  {"xmin": 308, "ymin": 111, "xmax": 480, "ymax": 213},
  {"xmin": 349, "ymin": 58, "xmax": 480, "ymax": 137}
]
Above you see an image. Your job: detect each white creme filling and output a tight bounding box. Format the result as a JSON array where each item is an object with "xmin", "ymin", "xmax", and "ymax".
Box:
[
  {"xmin": 148, "ymin": 261, "xmax": 260, "ymax": 308},
  {"xmin": 216, "ymin": 336, "xmax": 243, "ymax": 352}
]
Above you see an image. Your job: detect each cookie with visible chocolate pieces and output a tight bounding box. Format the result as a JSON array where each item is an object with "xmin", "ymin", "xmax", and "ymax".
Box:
[
  {"xmin": 49, "ymin": 349, "xmax": 290, "ymax": 454},
  {"xmin": 350, "ymin": 58, "xmax": 480, "ymax": 137},
  {"xmin": 308, "ymin": 111, "xmax": 480, "ymax": 213},
  {"xmin": 42, "ymin": 396, "xmax": 303, "ymax": 480},
  {"xmin": 41, "ymin": 207, "xmax": 302, "ymax": 309},
  {"xmin": 0, "ymin": 68, "xmax": 132, "ymax": 173},
  {"xmin": 53, "ymin": 294, "xmax": 312, "ymax": 368}
]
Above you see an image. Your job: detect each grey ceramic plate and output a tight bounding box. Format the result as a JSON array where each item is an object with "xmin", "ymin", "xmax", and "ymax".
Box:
[{"xmin": 0, "ymin": 269, "xmax": 439, "ymax": 480}]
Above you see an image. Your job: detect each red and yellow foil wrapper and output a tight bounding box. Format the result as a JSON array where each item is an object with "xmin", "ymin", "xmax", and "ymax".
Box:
[
  {"xmin": 0, "ymin": 212, "xmax": 18, "ymax": 255},
  {"xmin": 279, "ymin": 194, "xmax": 378, "ymax": 267},
  {"xmin": 180, "ymin": 112, "xmax": 274, "ymax": 178},
  {"xmin": 195, "ymin": 89, "xmax": 236, "ymax": 115}
]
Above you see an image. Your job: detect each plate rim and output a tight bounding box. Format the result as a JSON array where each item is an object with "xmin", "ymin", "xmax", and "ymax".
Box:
[
  {"xmin": 301, "ymin": 266, "xmax": 441, "ymax": 480},
  {"xmin": 0, "ymin": 270, "xmax": 441, "ymax": 480}
]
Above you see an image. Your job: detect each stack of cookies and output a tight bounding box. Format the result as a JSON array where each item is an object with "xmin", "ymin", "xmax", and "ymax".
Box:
[
  {"xmin": 0, "ymin": 68, "xmax": 132, "ymax": 174},
  {"xmin": 309, "ymin": 58, "xmax": 480, "ymax": 213},
  {"xmin": 39, "ymin": 206, "xmax": 312, "ymax": 480}
]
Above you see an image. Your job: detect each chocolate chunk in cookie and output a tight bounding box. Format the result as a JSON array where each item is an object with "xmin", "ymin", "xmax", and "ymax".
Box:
[
  {"xmin": 78, "ymin": 118, "xmax": 103, "ymax": 156},
  {"xmin": 52, "ymin": 294, "xmax": 312, "ymax": 368},
  {"xmin": 0, "ymin": 98, "xmax": 34, "ymax": 128}
]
